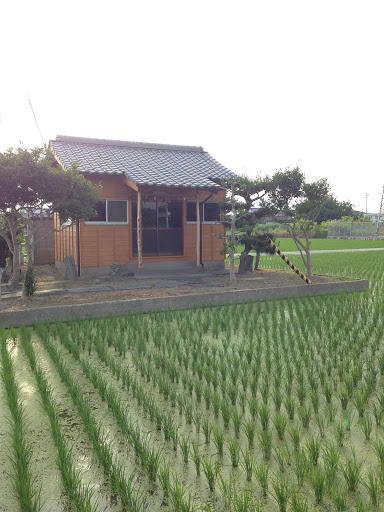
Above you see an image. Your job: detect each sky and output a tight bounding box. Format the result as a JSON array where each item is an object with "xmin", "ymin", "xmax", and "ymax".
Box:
[{"xmin": 1, "ymin": 0, "xmax": 383, "ymax": 214}]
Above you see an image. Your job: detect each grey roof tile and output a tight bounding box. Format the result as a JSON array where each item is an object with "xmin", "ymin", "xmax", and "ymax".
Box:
[{"xmin": 49, "ymin": 135, "xmax": 233, "ymax": 189}]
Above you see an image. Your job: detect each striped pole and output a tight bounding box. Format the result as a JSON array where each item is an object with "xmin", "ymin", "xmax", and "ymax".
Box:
[{"xmin": 266, "ymin": 237, "xmax": 312, "ymax": 284}]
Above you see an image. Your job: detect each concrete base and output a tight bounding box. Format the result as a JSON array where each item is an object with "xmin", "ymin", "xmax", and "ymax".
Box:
[
  {"xmin": 0, "ymin": 278, "xmax": 369, "ymax": 328},
  {"xmin": 56, "ymin": 259, "xmax": 224, "ymax": 277}
]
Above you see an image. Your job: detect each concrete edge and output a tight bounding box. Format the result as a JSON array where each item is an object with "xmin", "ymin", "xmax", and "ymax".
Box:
[{"xmin": 0, "ymin": 279, "xmax": 369, "ymax": 328}]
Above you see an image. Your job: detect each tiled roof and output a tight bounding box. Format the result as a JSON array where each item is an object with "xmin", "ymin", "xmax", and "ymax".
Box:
[{"xmin": 49, "ymin": 135, "xmax": 234, "ymax": 189}]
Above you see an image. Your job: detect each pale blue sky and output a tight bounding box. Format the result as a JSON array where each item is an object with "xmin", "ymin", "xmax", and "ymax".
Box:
[{"xmin": 1, "ymin": 0, "xmax": 383, "ymax": 213}]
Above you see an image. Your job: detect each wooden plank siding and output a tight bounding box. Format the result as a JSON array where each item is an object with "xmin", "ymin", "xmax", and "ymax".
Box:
[{"xmin": 54, "ymin": 174, "xmax": 226, "ymax": 269}]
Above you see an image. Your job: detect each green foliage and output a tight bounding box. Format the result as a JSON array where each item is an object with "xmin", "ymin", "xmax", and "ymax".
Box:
[{"xmin": 23, "ymin": 266, "xmax": 37, "ymax": 296}]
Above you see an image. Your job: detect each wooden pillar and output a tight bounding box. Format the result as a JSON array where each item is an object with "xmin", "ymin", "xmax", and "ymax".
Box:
[
  {"xmin": 196, "ymin": 193, "xmax": 200, "ymax": 266},
  {"xmin": 137, "ymin": 189, "xmax": 143, "ymax": 269}
]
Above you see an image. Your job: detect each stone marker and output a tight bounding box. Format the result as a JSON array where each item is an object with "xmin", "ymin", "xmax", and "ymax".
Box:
[
  {"xmin": 64, "ymin": 255, "xmax": 78, "ymax": 281},
  {"xmin": 110, "ymin": 262, "xmax": 123, "ymax": 281},
  {"xmin": 0, "ymin": 268, "xmax": 4, "ymax": 304}
]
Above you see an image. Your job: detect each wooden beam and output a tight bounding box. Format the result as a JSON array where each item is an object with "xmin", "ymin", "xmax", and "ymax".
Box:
[
  {"xmin": 196, "ymin": 193, "xmax": 200, "ymax": 266},
  {"xmin": 124, "ymin": 176, "xmax": 139, "ymax": 192},
  {"xmin": 137, "ymin": 189, "xmax": 143, "ymax": 269}
]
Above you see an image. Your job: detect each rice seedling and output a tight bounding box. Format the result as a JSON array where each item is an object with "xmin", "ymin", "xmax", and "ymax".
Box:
[
  {"xmin": 169, "ymin": 475, "xmax": 187, "ymax": 511},
  {"xmin": 288, "ymin": 424, "xmax": 302, "ymax": 452},
  {"xmin": 254, "ymin": 462, "xmax": 269, "ymax": 497},
  {"xmin": 372, "ymin": 401, "xmax": 383, "ymax": 426},
  {"xmin": 212, "ymin": 426, "xmax": 224, "ymax": 457},
  {"xmin": 323, "ymin": 442, "xmax": 340, "ymax": 486},
  {"xmin": 158, "ymin": 464, "xmax": 171, "ymax": 498},
  {"xmin": 273, "ymin": 445, "xmax": 290, "ymax": 473},
  {"xmin": 331, "ymin": 484, "xmax": 348, "ymax": 511},
  {"xmin": 179, "ymin": 436, "xmax": 190, "ymax": 464},
  {"xmin": 142, "ymin": 440, "xmax": 162, "ymax": 481},
  {"xmin": 202, "ymin": 456, "xmax": 220, "ymax": 492},
  {"xmin": 353, "ymin": 389, "xmax": 368, "ymax": 418},
  {"xmin": 338, "ymin": 386, "xmax": 349, "ymax": 410},
  {"xmin": 289, "ymin": 486, "xmax": 308, "ymax": 512},
  {"xmin": 247, "ymin": 397, "xmax": 258, "ymax": 420},
  {"xmin": 373, "ymin": 438, "xmax": 384, "ymax": 465},
  {"xmin": 314, "ymin": 413, "xmax": 328, "ymax": 438},
  {"xmin": 258, "ymin": 429, "xmax": 272, "ymax": 460},
  {"xmin": 293, "ymin": 449, "xmax": 308, "ymax": 487},
  {"xmin": 284, "ymin": 395, "xmax": 295, "ymax": 420},
  {"xmin": 305, "ymin": 435, "xmax": 320, "ymax": 466},
  {"xmin": 364, "ymin": 470, "xmax": 381, "ymax": 508},
  {"xmin": 232, "ymin": 407, "xmax": 242, "ymax": 439},
  {"xmin": 202, "ymin": 417, "xmax": 212, "ymax": 444},
  {"xmin": 296, "ymin": 384, "xmax": 307, "ymax": 407},
  {"xmin": 343, "ymin": 407, "xmax": 354, "ymax": 432},
  {"xmin": 271, "ymin": 475, "xmax": 290, "ymax": 512},
  {"xmin": 360, "ymin": 414, "xmax": 373, "ymax": 441},
  {"xmin": 342, "ymin": 449, "xmax": 363, "ymax": 492},
  {"xmin": 218, "ymin": 474, "xmax": 237, "ymax": 508},
  {"xmin": 221, "ymin": 400, "xmax": 231, "ymax": 428},
  {"xmin": 333, "ymin": 420, "xmax": 346, "ymax": 447},
  {"xmin": 231, "ymin": 488, "xmax": 255, "ymax": 512},
  {"xmin": 310, "ymin": 464, "xmax": 326, "ymax": 504},
  {"xmin": 240, "ymin": 448, "xmax": 253, "ymax": 481},
  {"xmin": 193, "ymin": 411, "xmax": 202, "ymax": 434},
  {"xmin": 258, "ymin": 402, "xmax": 270, "ymax": 430},
  {"xmin": 213, "ymin": 393, "xmax": 221, "ymax": 418},
  {"xmin": 227, "ymin": 437, "xmax": 241, "ymax": 467},
  {"xmin": 298, "ymin": 404, "xmax": 311, "ymax": 429},
  {"xmin": 171, "ymin": 425, "xmax": 179, "ymax": 452},
  {"xmin": 310, "ymin": 388, "xmax": 319, "ymax": 414},
  {"xmin": 327, "ymin": 400, "xmax": 338, "ymax": 423},
  {"xmin": 191, "ymin": 441, "xmax": 201, "ymax": 476},
  {"xmin": 184, "ymin": 402, "xmax": 193, "ymax": 425},
  {"xmin": 273, "ymin": 411, "xmax": 287, "ymax": 441},
  {"xmin": 355, "ymin": 496, "xmax": 370, "ymax": 512}
]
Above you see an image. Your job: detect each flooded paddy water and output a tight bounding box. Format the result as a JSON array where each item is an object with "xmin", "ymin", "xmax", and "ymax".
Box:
[{"xmin": 0, "ymin": 251, "xmax": 384, "ymax": 511}]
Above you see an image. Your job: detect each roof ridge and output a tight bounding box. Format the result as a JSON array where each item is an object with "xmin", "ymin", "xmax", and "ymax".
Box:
[{"xmin": 51, "ymin": 135, "xmax": 204, "ymax": 153}]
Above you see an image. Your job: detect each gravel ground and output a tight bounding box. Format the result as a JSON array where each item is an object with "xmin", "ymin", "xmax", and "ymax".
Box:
[{"xmin": 0, "ymin": 264, "xmax": 341, "ymax": 312}]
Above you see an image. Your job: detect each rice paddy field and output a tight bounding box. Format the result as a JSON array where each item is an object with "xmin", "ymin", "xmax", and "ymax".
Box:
[{"xmin": 1, "ymin": 250, "xmax": 384, "ymax": 511}]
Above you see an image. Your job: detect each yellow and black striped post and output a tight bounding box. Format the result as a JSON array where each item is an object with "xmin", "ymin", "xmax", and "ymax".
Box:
[{"xmin": 266, "ymin": 237, "xmax": 312, "ymax": 284}]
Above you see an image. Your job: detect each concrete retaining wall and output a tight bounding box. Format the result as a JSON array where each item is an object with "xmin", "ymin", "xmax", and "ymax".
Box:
[{"xmin": 0, "ymin": 279, "xmax": 369, "ymax": 328}]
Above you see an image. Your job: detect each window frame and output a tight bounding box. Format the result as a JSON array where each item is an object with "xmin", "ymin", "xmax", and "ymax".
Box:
[
  {"xmin": 186, "ymin": 201, "xmax": 221, "ymax": 224},
  {"xmin": 85, "ymin": 199, "xmax": 129, "ymax": 225}
]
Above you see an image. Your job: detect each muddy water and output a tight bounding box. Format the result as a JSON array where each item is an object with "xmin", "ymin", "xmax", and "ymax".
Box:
[
  {"xmin": 11, "ymin": 337, "xmax": 65, "ymax": 512},
  {"xmin": 33, "ymin": 335, "xmax": 123, "ymax": 512},
  {"xmin": 0, "ymin": 354, "xmax": 21, "ymax": 512},
  {"xmin": 52, "ymin": 339, "xmax": 155, "ymax": 509},
  {"xmin": 84, "ymin": 342, "xmax": 219, "ymax": 510}
]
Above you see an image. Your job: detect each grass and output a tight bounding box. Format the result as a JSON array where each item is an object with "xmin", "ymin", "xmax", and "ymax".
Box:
[{"xmin": 233, "ymin": 236, "xmax": 384, "ymax": 255}]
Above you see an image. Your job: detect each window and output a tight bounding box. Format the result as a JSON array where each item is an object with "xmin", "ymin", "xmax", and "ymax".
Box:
[
  {"xmin": 204, "ymin": 202, "xmax": 220, "ymax": 222},
  {"xmin": 87, "ymin": 200, "xmax": 128, "ymax": 224},
  {"xmin": 186, "ymin": 202, "xmax": 221, "ymax": 223}
]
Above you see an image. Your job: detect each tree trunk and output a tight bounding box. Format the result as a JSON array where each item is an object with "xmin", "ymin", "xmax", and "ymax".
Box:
[
  {"xmin": 305, "ymin": 248, "xmax": 312, "ymax": 279},
  {"xmin": 229, "ymin": 194, "xmax": 237, "ymax": 283},
  {"xmin": 254, "ymin": 251, "xmax": 261, "ymax": 270},
  {"xmin": 6, "ymin": 214, "xmax": 21, "ymax": 288}
]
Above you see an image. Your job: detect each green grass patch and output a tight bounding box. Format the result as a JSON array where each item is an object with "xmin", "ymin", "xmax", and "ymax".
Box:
[{"xmin": 234, "ymin": 237, "xmax": 384, "ymax": 254}]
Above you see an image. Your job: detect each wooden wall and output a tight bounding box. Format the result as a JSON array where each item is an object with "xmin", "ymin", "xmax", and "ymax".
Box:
[{"xmin": 54, "ymin": 174, "xmax": 226, "ymax": 269}]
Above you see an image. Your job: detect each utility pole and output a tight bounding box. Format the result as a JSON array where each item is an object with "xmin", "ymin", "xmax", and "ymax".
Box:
[{"xmin": 365, "ymin": 193, "xmax": 369, "ymax": 214}]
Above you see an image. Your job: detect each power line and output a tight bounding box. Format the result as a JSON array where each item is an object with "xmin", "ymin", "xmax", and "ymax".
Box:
[{"xmin": 27, "ymin": 94, "xmax": 46, "ymax": 147}]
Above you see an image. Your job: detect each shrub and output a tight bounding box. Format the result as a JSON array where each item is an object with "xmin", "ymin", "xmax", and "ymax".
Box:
[{"xmin": 24, "ymin": 266, "xmax": 37, "ymax": 296}]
